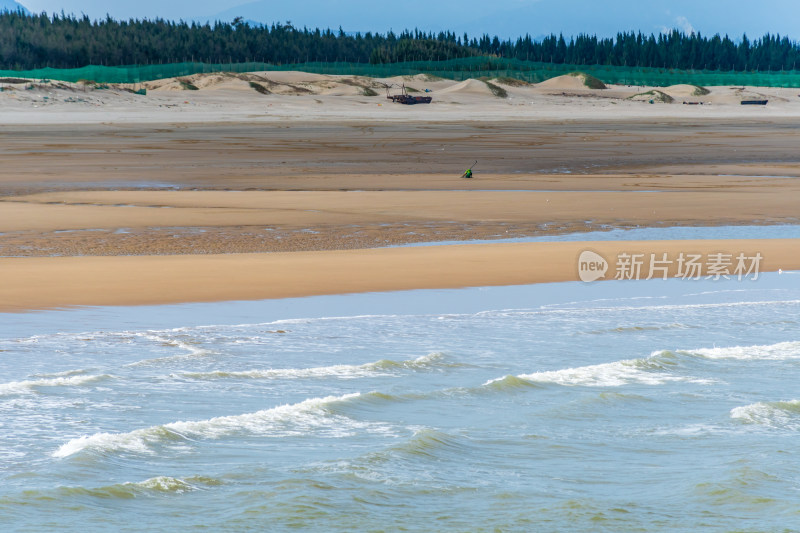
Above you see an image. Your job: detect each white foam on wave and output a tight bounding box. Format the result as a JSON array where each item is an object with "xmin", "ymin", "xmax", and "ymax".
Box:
[
  {"xmin": 498, "ymin": 352, "xmax": 711, "ymax": 387},
  {"xmin": 731, "ymin": 400, "xmax": 800, "ymax": 430},
  {"xmin": 686, "ymin": 341, "xmax": 800, "ymax": 360},
  {"xmin": 125, "ymin": 333, "xmax": 214, "ymax": 366},
  {"xmin": 32, "ymin": 369, "xmax": 93, "ymax": 379},
  {"xmin": 52, "ymin": 475, "xmax": 224, "ymax": 500},
  {"xmin": 142, "ymin": 333, "xmax": 210, "ymax": 355},
  {"xmin": 124, "ymin": 476, "xmax": 200, "ymax": 494},
  {"xmin": 178, "ymin": 352, "xmax": 450, "ymax": 381},
  {"xmin": 0, "ymin": 374, "xmax": 111, "ymax": 396},
  {"xmin": 158, "ymin": 314, "xmax": 407, "ymax": 332},
  {"xmin": 53, "ymin": 393, "xmax": 366, "ymax": 458},
  {"xmin": 538, "ymin": 299, "xmax": 800, "ymax": 315}
]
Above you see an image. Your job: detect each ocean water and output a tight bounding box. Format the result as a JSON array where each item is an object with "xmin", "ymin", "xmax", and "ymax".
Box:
[
  {"xmin": 2, "ymin": 274, "xmax": 800, "ymax": 531},
  {"xmin": 399, "ymin": 224, "xmax": 800, "ymax": 247}
]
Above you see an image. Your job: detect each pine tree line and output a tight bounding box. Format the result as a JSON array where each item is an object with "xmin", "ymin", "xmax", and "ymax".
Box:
[
  {"xmin": 1, "ymin": 11, "xmax": 799, "ymax": 72},
  {"xmin": 500, "ymin": 32, "xmax": 800, "ymax": 71}
]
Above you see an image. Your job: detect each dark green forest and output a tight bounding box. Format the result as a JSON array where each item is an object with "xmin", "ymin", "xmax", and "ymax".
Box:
[{"xmin": 1, "ymin": 10, "xmax": 799, "ymax": 72}]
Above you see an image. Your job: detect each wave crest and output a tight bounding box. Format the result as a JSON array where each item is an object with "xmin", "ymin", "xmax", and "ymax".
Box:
[
  {"xmin": 390, "ymin": 429, "xmax": 467, "ymax": 459},
  {"xmin": 482, "ymin": 375, "xmax": 543, "ymax": 391},
  {"xmin": 686, "ymin": 341, "xmax": 800, "ymax": 361},
  {"xmin": 0, "ymin": 374, "xmax": 111, "ymax": 396},
  {"xmin": 178, "ymin": 352, "xmax": 454, "ymax": 381},
  {"xmin": 53, "ymin": 393, "xmax": 365, "ymax": 459},
  {"xmin": 56, "ymin": 476, "xmax": 222, "ymax": 499},
  {"xmin": 514, "ymin": 351, "xmax": 706, "ymax": 387},
  {"xmin": 731, "ymin": 400, "xmax": 800, "ymax": 429}
]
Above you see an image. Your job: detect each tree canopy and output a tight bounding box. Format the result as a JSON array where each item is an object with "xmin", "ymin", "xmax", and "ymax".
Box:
[{"xmin": 1, "ymin": 11, "xmax": 798, "ymax": 72}]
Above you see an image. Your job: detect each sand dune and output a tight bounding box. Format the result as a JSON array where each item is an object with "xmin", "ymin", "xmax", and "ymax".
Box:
[
  {"xmin": 536, "ymin": 72, "xmax": 601, "ymax": 91},
  {"xmin": 628, "ymin": 90, "xmax": 674, "ymax": 103},
  {"xmin": 662, "ymin": 84, "xmax": 709, "ymax": 98},
  {"xmin": 140, "ymin": 70, "xmax": 386, "ymax": 96},
  {"xmin": 260, "ymin": 70, "xmax": 332, "ymax": 83},
  {"xmin": 3, "ymin": 69, "xmax": 800, "ymax": 124},
  {"xmin": 437, "ymin": 78, "xmax": 495, "ymax": 95}
]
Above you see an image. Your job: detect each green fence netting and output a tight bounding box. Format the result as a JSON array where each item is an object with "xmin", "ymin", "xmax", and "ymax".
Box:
[{"xmin": 3, "ymin": 57, "xmax": 800, "ymax": 87}]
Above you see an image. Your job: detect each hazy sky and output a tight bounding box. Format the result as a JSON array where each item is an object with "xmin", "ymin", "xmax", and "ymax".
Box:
[
  {"xmin": 19, "ymin": 0, "xmax": 233, "ymax": 19},
  {"xmin": 15, "ymin": 0, "xmax": 800, "ymax": 40}
]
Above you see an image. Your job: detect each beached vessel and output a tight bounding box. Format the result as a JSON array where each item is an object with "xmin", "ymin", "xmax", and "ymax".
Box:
[{"xmin": 385, "ymin": 83, "xmax": 432, "ymax": 105}]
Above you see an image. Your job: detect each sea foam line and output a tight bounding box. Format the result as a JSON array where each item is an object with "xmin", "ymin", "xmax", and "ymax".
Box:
[
  {"xmin": 684, "ymin": 340, "xmax": 800, "ymax": 360},
  {"xmin": 139, "ymin": 333, "xmax": 211, "ymax": 356},
  {"xmin": 486, "ymin": 351, "xmax": 710, "ymax": 388},
  {"xmin": 731, "ymin": 400, "xmax": 800, "ymax": 430},
  {"xmin": 124, "ymin": 333, "xmax": 215, "ymax": 367},
  {"xmin": 13, "ymin": 476, "xmax": 225, "ymax": 502},
  {"xmin": 52, "ymin": 393, "xmax": 364, "ymax": 458},
  {"xmin": 177, "ymin": 352, "xmax": 453, "ymax": 381},
  {"xmin": 81, "ymin": 475, "xmax": 221, "ymax": 497},
  {"xmin": 0, "ymin": 374, "xmax": 111, "ymax": 396},
  {"xmin": 537, "ymin": 299, "xmax": 800, "ymax": 315},
  {"xmin": 5, "ymin": 297, "xmax": 798, "ymax": 347}
]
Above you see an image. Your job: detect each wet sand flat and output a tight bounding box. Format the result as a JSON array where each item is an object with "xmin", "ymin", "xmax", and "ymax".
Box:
[
  {"xmin": 2, "ymin": 121, "xmax": 800, "ymax": 194},
  {"xmin": 0, "ymin": 113, "xmax": 798, "ymax": 310},
  {"xmin": 0, "ymin": 187, "xmax": 798, "ymax": 256}
]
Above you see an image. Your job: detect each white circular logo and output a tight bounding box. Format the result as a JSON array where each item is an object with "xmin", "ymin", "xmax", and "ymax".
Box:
[{"xmin": 578, "ymin": 250, "xmax": 608, "ymax": 282}]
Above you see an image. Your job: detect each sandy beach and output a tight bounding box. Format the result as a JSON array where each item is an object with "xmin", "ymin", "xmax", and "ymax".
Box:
[
  {"xmin": 3, "ymin": 65, "xmax": 800, "ymax": 532},
  {"xmin": 1, "ymin": 71, "xmax": 798, "ymax": 310}
]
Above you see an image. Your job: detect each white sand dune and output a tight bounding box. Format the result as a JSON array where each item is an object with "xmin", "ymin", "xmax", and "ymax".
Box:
[
  {"xmin": 436, "ymin": 78, "xmax": 494, "ymax": 95},
  {"xmin": 143, "ymin": 71, "xmax": 386, "ymax": 96},
  {"xmin": 628, "ymin": 89, "xmax": 674, "ymax": 103},
  {"xmin": 2, "ymin": 69, "xmax": 800, "ymax": 124},
  {"xmin": 536, "ymin": 73, "xmax": 596, "ymax": 91},
  {"xmin": 258, "ymin": 70, "xmax": 331, "ymax": 83},
  {"xmin": 662, "ymin": 84, "xmax": 709, "ymax": 98}
]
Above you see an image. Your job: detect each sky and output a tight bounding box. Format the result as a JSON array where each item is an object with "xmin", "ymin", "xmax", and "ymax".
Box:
[{"xmin": 15, "ymin": 0, "xmax": 800, "ymax": 40}]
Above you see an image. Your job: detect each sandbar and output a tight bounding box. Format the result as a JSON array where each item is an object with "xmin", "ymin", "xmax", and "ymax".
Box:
[{"xmin": 1, "ymin": 239, "xmax": 797, "ymax": 312}]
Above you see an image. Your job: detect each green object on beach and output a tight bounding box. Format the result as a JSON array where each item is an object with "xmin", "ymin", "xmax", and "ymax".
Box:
[{"xmin": 461, "ymin": 160, "xmax": 477, "ymax": 179}]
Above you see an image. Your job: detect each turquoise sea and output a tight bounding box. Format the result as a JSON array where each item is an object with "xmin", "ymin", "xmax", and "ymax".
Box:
[{"xmin": 2, "ymin": 273, "xmax": 800, "ymax": 531}]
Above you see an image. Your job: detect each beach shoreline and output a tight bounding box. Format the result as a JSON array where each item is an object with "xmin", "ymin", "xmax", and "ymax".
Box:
[{"xmin": 1, "ymin": 74, "xmax": 798, "ymax": 313}]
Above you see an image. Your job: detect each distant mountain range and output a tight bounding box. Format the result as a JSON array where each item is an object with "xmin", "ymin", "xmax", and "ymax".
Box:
[{"xmin": 0, "ymin": 0, "xmax": 27, "ymax": 13}]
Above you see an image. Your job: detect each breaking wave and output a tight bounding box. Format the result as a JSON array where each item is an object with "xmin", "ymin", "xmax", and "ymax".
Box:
[
  {"xmin": 55, "ymin": 476, "xmax": 223, "ymax": 499},
  {"xmin": 53, "ymin": 393, "xmax": 373, "ymax": 458},
  {"xmin": 685, "ymin": 341, "xmax": 800, "ymax": 361},
  {"xmin": 492, "ymin": 351, "xmax": 710, "ymax": 387},
  {"xmin": 0, "ymin": 374, "xmax": 111, "ymax": 396},
  {"xmin": 124, "ymin": 333, "xmax": 215, "ymax": 367},
  {"xmin": 178, "ymin": 352, "xmax": 455, "ymax": 381},
  {"xmin": 481, "ymin": 374, "xmax": 543, "ymax": 392},
  {"xmin": 731, "ymin": 400, "xmax": 800, "ymax": 430}
]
